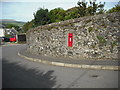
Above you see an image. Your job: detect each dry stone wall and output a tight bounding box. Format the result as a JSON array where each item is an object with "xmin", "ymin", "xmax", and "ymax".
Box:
[{"xmin": 26, "ymin": 12, "xmax": 120, "ymax": 60}]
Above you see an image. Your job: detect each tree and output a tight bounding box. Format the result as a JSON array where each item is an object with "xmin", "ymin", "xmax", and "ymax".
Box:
[
  {"xmin": 34, "ymin": 8, "xmax": 50, "ymax": 26},
  {"xmin": 4, "ymin": 24, "xmax": 21, "ymax": 32},
  {"xmin": 107, "ymin": 1, "xmax": 120, "ymax": 13},
  {"xmin": 77, "ymin": 0, "xmax": 105, "ymax": 16},
  {"xmin": 77, "ymin": 0, "xmax": 87, "ymax": 17},
  {"xmin": 65, "ymin": 7, "xmax": 80, "ymax": 20},
  {"xmin": 22, "ymin": 20, "xmax": 34, "ymax": 33},
  {"xmin": 96, "ymin": 2, "xmax": 106, "ymax": 14},
  {"xmin": 49, "ymin": 8, "xmax": 66, "ymax": 22}
]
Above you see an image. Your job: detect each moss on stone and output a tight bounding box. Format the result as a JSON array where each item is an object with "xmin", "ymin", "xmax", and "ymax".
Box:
[
  {"xmin": 85, "ymin": 19, "xmax": 92, "ymax": 24},
  {"xmin": 97, "ymin": 36, "xmax": 106, "ymax": 44},
  {"xmin": 88, "ymin": 27, "xmax": 93, "ymax": 32}
]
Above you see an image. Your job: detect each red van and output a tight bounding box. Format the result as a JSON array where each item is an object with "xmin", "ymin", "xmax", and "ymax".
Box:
[{"xmin": 10, "ymin": 36, "xmax": 16, "ymax": 42}]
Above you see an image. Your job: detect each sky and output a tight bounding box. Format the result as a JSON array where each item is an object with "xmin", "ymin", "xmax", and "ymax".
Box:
[{"xmin": 0, "ymin": 0, "xmax": 119, "ymax": 22}]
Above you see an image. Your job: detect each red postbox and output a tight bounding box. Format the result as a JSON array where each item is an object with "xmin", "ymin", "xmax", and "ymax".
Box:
[{"xmin": 68, "ymin": 33, "xmax": 73, "ymax": 47}]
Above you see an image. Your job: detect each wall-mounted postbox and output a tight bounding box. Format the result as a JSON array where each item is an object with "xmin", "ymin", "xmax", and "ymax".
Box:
[{"xmin": 68, "ymin": 33, "xmax": 73, "ymax": 47}]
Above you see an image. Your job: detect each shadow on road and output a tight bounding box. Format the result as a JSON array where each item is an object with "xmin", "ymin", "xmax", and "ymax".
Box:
[{"xmin": 2, "ymin": 59, "xmax": 57, "ymax": 88}]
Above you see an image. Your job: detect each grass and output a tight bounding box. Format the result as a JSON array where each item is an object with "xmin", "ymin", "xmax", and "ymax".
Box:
[{"xmin": 18, "ymin": 42, "xmax": 26, "ymax": 44}]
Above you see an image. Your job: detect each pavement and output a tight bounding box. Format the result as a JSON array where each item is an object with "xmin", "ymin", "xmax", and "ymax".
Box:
[{"xmin": 18, "ymin": 48, "xmax": 120, "ymax": 71}]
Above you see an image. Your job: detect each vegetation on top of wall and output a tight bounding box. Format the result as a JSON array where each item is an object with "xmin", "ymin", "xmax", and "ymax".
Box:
[
  {"xmin": 23, "ymin": 0, "xmax": 107, "ymax": 32},
  {"xmin": 22, "ymin": 20, "xmax": 35, "ymax": 32},
  {"xmin": 23, "ymin": 0, "xmax": 120, "ymax": 33},
  {"xmin": 107, "ymin": 1, "xmax": 120, "ymax": 13}
]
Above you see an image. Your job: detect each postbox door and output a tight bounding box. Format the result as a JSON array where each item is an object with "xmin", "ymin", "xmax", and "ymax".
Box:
[{"xmin": 68, "ymin": 33, "xmax": 73, "ymax": 47}]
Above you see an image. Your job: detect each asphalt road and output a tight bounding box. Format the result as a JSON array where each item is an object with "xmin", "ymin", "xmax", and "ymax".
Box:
[{"xmin": 2, "ymin": 44, "xmax": 119, "ymax": 88}]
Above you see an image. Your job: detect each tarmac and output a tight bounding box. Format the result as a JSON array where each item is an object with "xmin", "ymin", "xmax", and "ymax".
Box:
[{"xmin": 18, "ymin": 48, "xmax": 120, "ymax": 71}]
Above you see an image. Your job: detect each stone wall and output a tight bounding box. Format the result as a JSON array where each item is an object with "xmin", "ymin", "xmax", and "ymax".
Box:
[{"xmin": 26, "ymin": 12, "xmax": 120, "ymax": 60}]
